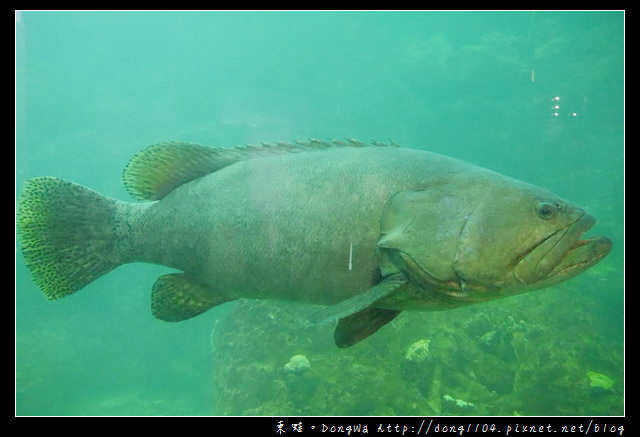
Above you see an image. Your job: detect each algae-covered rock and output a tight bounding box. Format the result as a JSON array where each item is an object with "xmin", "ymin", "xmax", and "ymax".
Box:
[
  {"xmin": 405, "ymin": 339, "xmax": 431, "ymax": 362},
  {"xmin": 587, "ymin": 371, "xmax": 614, "ymax": 391},
  {"xmin": 284, "ymin": 355, "xmax": 310, "ymax": 374},
  {"xmin": 401, "ymin": 339, "xmax": 434, "ymax": 398},
  {"xmin": 443, "ymin": 394, "xmax": 474, "ymax": 409},
  {"xmin": 210, "ymin": 290, "xmax": 622, "ymax": 416}
]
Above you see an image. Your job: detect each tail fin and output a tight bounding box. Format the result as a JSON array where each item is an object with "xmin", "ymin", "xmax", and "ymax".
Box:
[{"xmin": 17, "ymin": 177, "xmax": 121, "ymax": 300}]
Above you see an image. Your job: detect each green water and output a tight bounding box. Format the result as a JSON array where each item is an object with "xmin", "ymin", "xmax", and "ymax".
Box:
[{"xmin": 15, "ymin": 11, "xmax": 623, "ymax": 416}]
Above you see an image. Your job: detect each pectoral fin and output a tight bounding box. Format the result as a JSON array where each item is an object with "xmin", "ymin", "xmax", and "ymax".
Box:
[
  {"xmin": 307, "ymin": 274, "xmax": 407, "ymax": 325},
  {"xmin": 306, "ymin": 274, "xmax": 407, "ymax": 348},
  {"xmin": 334, "ymin": 307, "xmax": 401, "ymax": 348}
]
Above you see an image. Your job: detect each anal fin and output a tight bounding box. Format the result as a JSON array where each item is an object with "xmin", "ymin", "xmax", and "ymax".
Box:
[{"xmin": 151, "ymin": 273, "xmax": 230, "ymax": 322}]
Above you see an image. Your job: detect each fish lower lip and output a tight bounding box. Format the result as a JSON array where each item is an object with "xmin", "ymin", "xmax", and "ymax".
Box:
[
  {"xmin": 572, "ymin": 236, "xmax": 599, "ymax": 250},
  {"xmin": 540, "ymin": 214, "xmax": 598, "ymax": 272},
  {"xmin": 552, "ymin": 235, "xmax": 612, "ymax": 275},
  {"xmin": 573, "ymin": 238, "xmax": 592, "ymax": 248},
  {"xmin": 561, "ymin": 213, "xmax": 611, "ymax": 264},
  {"xmin": 515, "ymin": 213, "xmax": 609, "ymax": 285}
]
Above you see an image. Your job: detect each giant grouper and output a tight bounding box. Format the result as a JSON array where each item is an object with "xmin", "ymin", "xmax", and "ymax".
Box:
[{"xmin": 17, "ymin": 139, "xmax": 612, "ymax": 347}]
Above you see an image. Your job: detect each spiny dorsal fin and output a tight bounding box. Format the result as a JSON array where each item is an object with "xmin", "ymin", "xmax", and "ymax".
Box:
[{"xmin": 123, "ymin": 139, "xmax": 396, "ymax": 201}]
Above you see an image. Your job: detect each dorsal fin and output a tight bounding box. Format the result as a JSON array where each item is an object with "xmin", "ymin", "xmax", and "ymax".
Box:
[{"xmin": 123, "ymin": 139, "xmax": 396, "ymax": 201}]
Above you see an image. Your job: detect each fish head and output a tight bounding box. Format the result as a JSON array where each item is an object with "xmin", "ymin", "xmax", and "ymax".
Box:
[
  {"xmin": 377, "ymin": 174, "xmax": 611, "ymax": 305},
  {"xmin": 454, "ymin": 178, "xmax": 612, "ymax": 294}
]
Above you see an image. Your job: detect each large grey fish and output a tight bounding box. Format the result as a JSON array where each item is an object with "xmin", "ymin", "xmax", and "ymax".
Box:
[{"xmin": 17, "ymin": 140, "xmax": 612, "ymax": 347}]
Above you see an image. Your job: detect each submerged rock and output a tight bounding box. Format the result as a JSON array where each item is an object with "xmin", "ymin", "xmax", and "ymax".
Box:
[
  {"xmin": 405, "ymin": 339, "xmax": 431, "ymax": 362},
  {"xmin": 443, "ymin": 394, "xmax": 475, "ymax": 409},
  {"xmin": 587, "ymin": 371, "xmax": 614, "ymax": 391},
  {"xmin": 284, "ymin": 355, "xmax": 311, "ymax": 374}
]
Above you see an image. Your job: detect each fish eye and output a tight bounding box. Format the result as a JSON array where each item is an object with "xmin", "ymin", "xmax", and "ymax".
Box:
[{"xmin": 536, "ymin": 202, "xmax": 556, "ymax": 220}]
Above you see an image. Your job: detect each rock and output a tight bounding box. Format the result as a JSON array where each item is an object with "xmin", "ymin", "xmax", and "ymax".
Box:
[
  {"xmin": 284, "ymin": 355, "xmax": 310, "ymax": 375},
  {"xmin": 586, "ymin": 371, "xmax": 614, "ymax": 391},
  {"xmin": 405, "ymin": 339, "xmax": 431, "ymax": 362}
]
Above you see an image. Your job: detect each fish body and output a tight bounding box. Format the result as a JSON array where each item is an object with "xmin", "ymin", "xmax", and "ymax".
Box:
[
  {"xmin": 17, "ymin": 140, "xmax": 611, "ymax": 346},
  {"xmin": 122, "ymin": 146, "xmax": 474, "ymax": 305}
]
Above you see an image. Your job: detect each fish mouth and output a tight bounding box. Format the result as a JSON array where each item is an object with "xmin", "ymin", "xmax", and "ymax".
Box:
[{"xmin": 514, "ymin": 213, "xmax": 612, "ymax": 287}]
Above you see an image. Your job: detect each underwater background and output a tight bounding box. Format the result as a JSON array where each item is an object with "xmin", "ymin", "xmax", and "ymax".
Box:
[{"xmin": 15, "ymin": 11, "xmax": 623, "ymax": 416}]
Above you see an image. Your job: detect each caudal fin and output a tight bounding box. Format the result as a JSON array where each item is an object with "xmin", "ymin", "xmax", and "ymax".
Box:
[{"xmin": 17, "ymin": 177, "xmax": 121, "ymax": 300}]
